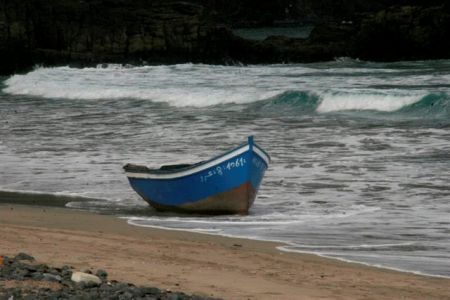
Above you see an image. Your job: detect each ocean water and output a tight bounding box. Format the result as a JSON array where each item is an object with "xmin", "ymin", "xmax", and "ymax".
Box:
[{"xmin": 1, "ymin": 59, "xmax": 450, "ymax": 277}]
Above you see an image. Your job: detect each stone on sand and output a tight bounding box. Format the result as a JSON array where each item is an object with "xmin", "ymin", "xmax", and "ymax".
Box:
[{"xmin": 71, "ymin": 271, "xmax": 102, "ymax": 286}]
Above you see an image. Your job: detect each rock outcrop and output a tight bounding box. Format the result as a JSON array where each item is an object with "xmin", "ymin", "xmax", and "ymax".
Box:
[
  {"xmin": 1, "ymin": 1, "xmax": 450, "ymax": 75},
  {"xmin": 0, "ymin": 1, "xmax": 213, "ymax": 74},
  {"xmin": 355, "ymin": 5, "xmax": 450, "ymax": 61},
  {"xmin": 0, "ymin": 253, "xmax": 217, "ymax": 299}
]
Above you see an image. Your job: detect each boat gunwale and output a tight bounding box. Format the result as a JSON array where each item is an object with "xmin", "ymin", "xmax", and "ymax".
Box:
[{"xmin": 124, "ymin": 141, "xmax": 270, "ymax": 180}]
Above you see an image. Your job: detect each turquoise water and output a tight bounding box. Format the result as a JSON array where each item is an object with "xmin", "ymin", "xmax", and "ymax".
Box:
[{"xmin": 1, "ymin": 59, "xmax": 450, "ymax": 277}]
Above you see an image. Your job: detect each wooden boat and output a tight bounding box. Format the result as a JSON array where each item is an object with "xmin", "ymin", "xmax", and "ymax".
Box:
[{"xmin": 124, "ymin": 136, "xmax": 270, "ymax": 214}]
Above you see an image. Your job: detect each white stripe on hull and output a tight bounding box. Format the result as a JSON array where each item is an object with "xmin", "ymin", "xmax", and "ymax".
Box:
[
  {"xmin": 126, "ymin": 142, "xmax": 271, "ymax": 180},
  {"xmin": 253, "ymin": 145, "xmax": 270, "ymax": 166},
  {"xmin": 126, "ymin": 145, "xmax": 250, "ymax": 179}
]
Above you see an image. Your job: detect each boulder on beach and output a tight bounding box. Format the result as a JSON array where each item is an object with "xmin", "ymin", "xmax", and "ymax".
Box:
[{"xmin": 71, "ymin": 271, "xmax": 102, "ymax": 286}]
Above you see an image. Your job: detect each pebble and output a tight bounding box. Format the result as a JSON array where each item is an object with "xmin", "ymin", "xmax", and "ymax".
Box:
[
  {"xmin": 96, "ymin": 269, "xmax": 108, "ymax": 281},
  {"xmin": 43, "ymin": 272, "xmax": 62, "ymax": 282},
  {"xmin": 0, "ymin": 252, "xmax": 220, "ymax": 299},
  {"xmin": 14, "ymin": 253, "xmax": 35, "ymax": 262}
]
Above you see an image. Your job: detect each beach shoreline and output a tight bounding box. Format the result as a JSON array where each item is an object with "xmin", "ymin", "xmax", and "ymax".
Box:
[
  {"xmin": 1, "ymin": 204, "xmax": 449, "ymax": 300},
  {"xmin": 129, "ymin": 219, "xmax": 450, "ymax": 280}
]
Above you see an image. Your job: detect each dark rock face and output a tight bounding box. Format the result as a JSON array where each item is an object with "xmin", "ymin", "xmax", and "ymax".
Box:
[
  {"xmin": 1, "ymin": 1, "xmax": 450, "ymax": 75},
  {"xmin": 189, "ymin": 0, "xmax": 449, "ymax": 25},
  {"xmin": 0, "ymin": 253, "xmax": 219, "ymax": 299},
  {"xmin": 355, "ymin": 5, "xmax": 450, "ymax": 61},
  {"xmin": 0, "ymin": 0, "xmax": 212, "ymax": 74}
]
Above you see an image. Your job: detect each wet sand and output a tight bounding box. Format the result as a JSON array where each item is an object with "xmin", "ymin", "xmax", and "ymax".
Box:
[{"xmin": 1, "ymin": 204, "xmax": 449, "ymax": 300}]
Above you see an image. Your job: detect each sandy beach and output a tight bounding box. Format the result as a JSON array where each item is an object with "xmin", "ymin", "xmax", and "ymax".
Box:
[{"xmin": 1, "ymin": 204, "xmax": 449, "ymax": 300}]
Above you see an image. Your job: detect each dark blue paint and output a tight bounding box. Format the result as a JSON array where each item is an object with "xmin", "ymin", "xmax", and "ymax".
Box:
[{"xmin": 126, "ymin": 137, "xmax": 269, "ymax": 207}]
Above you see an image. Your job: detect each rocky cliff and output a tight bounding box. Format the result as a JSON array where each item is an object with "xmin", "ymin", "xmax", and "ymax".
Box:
[
  {"xmin": 1, "ymin": 0, "xmax": 450, "ymax": 75},
  {"xmin": 355, "ymin": 5, "xmax": 450, "ymax": 61},
  {"xmin": 0, "ymin": 1, "xmax": 224, "ymax": 74}
]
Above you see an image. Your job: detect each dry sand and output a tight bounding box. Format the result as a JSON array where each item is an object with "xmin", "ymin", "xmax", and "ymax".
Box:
[{"xmin": 1, "ymin": 204, "xmax": 449, "ymax": 300}]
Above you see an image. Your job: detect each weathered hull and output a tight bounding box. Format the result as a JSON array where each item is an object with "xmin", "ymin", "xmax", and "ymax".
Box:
[
  {"xmin": 124, "ymin": 136, "xmax": 269, "ymax": 215},
  {"xmin": 144, "ymin": 182, "xmax": 257, "ymax": 215}
]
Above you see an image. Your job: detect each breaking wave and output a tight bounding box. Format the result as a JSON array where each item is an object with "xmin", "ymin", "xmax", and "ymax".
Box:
[
  {"xmin": 255, "ymin": 90, "xmax": 450, "ymax": 117},
  {"xmin": 3, "ymin": 64, "xmax": 450, "ymax": 117}
]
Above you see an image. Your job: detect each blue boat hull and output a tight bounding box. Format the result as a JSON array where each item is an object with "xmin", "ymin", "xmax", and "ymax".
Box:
[{"xmin": 124, "ymin": 137, "xmax": 270, "ymax": 214}]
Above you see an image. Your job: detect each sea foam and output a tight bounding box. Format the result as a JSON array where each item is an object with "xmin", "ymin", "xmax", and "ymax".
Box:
[
  {"xmin": 316, "ymin": 91, "xmax": 425, "ymax": 113},
  {"xmin": 3, "ymin": 64, "xmax": 439, "ymax": 112},
  {"xmin": 3, "ymin": 65, "xmax": 280, "ymax": 106}
]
